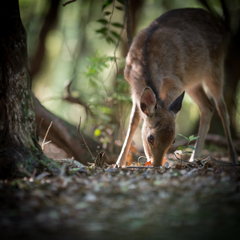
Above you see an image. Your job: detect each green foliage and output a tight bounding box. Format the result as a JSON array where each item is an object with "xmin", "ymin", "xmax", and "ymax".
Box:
[
  {"xmin": 97, "ymin": 19, "xmax": 109, "ymax": 24},
  {"xmin": 84, "ymin": 53, "xmax": 110, "ymax": 88},
  {"xmin": 95, "ymin": 0, "xmax": 125, "ymax": 44},
  {"xmin": 175, "ymin": 133, "xmax": 199, "ymax": 158},
  {"xmin": 102, "ymin": 0, "xmax": 113, "ymax": 11},
  {"xmin": 82, "ymin": 51, "xmax": 130, "ymax": 149},
  {"xmin": 111, "ymin": 22, "xmax": 124, "ymax": 28},
  {"xmin": 83, "ymin": 0, "xmax": 130, "ymax": 150}
]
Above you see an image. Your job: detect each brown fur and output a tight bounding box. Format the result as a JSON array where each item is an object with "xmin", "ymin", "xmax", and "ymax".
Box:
[{"xmin": 116, "ymin": 8, "xmax": 238, "ymax": 166}]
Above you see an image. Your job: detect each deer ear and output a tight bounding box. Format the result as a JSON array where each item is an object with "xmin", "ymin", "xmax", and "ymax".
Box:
[
  {"xmin": 140, "ymin": 87, "xmax": 157, "ymax": 117},
  {"xmin": 169, "ymin": 91, "xmax": 185, "ymax": 115}
]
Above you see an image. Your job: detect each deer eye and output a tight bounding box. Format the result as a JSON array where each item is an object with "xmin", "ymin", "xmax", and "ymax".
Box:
[{"xmin": 148, "ymin": 135, "xmax": 154, "ymax": 145}]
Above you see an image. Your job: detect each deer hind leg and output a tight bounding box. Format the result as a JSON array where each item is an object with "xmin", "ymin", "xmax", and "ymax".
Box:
[
  {"xmin": 116, "ymin": 102, "xmax": 140, "ymax": 166},
  {"xmin": 187, "ymin": 85, "xmax": 214, "ymax": 161},
  {"xmin": 205, "ymin": 78, "xmax": 238, "ymax": 164}
]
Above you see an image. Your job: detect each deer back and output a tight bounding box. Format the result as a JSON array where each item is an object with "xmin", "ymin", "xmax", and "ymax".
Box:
[{"xmin": 124, "ymin": 8, "xmax": 227, "ymax": 166}]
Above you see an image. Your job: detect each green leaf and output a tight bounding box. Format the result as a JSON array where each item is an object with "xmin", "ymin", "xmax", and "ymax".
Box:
[
  {"xmin": 117, "ymin": 0, "xmax": 124, "ymax": 4},
  {"xmin": 102, "ymin": 0, "xmax": 113, "ymax": 11},
  {"xmin": 94, "ymin": 128, "xmax": 101, "ymax": 137},
  {"xmin": 177, "ymin": 146, "xmax": 185, "ymax": 150},
  {"xmin": 192, "ymin": 136, "xmax": 199, "ymax": 140},
  {"xmin": 107, "ymin": 56, "xmax": 115, "ymax": 61},
  {"xmin": 188, "ymin": 135, "xmax": 199, "ymax": 141},
  {"xmin": 96, "ymin": 27, "xmax": 108, "ymax": 34},
  {"xmin": 115, "ymin": 6, "xmax": 124, "ymax": 11},
  {"xmin": 111, "ymin": 31, "xmax": 121, "ymax": 39},
  {"xmin": 97, "ymin": 19, "xmax": 108, "ymax": 24},
  {"xmin": 188, "ymin": 135, "xmax": 195, "ymax": 141},
  {"xmin": 111, "ymin": 22, "xmax": 124, "ymax": 28},
  {"xmin": 178, "ymin": 133, "xmax": 188, "ymax": 140},
  {"xmin": 106, "ymin": 36, "xmax": 115, "ymax": 44},
  {"xmin": 104, "ymin": 11, "xmax": 111, "ymax": 16}
]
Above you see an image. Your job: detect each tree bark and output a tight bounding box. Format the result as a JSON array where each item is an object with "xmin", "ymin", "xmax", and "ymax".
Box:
[{"xmin": 0, "ymin": 1, "xmax": 59, "ymax": 178}]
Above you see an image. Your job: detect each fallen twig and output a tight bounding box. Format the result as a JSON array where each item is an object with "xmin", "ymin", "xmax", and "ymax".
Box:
[
  {"xmin": 210, "ymin": 156, "xmax": 240, "ymax": 166},
  {"xmin": 77, "ymin": 116, "xmax": 95, "ymax": 161},
  {"xmin": 126, "ymin": 166, "xmax": 162, "ymax": 169},
  {"xmin": 42, "ymin": 121, "xmax": 53, "ymax": 151},
  {"xmin": 199, "ymin": 154, "xmax": 211, "ymax": 161},
  {"xmin": 174, "ymin": 153, "xmax": 196, "ymax": 166}
]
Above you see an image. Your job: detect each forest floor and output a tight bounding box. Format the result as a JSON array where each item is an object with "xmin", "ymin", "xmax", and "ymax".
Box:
[{"xmin": 0, "ymin": 145, "xmax": 240, "ymax": 240}]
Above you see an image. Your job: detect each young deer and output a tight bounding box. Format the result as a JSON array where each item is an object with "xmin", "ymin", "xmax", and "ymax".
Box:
[{"xmin": 116, "ymin": 8, "xmax": 238, "ymax": 167}]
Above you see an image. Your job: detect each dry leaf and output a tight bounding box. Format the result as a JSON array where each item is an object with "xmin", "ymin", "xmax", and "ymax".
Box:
[
  {"xmin": 145, "ymin": 158, "xmax": 166, "ymax": 167},
  {"xmin": 162, "ymin": 158, "xmax": 167, "ymax": 166},
  {"xmin": 145, "ymin": 161, "xmax": 152, "ymax": 167}
]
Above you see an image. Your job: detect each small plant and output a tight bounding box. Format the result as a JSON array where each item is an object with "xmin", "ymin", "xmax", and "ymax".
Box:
[
  {"xmin": 95, "ymin": 0, "xmax": 125, "ymax": 44},
  {"xmin": 174, "ymin": 133, "xmax": 199, "ymax": 160}
]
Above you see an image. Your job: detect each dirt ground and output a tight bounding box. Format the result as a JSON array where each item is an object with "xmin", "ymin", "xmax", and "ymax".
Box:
[{"xmin": 0, "ymin": 145, "xmax": 240, "ymax": 240}]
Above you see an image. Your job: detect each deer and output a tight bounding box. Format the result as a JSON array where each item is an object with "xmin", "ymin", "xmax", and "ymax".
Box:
[{"xmin": 116, "ymin": 8, "xmax": 238, "ymax": 167}]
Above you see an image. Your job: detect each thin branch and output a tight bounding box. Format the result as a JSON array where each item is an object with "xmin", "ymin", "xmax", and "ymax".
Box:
[
  {"xmin": 62, "ymin": 0, "xmax": 77, "ymax": 7},
  {"xmin": 112, "ymin": 9, "xmax": 127, "ymax": 139},
  {"xmin": 62, "ymin": 1, "xmax": 95, "ymax": 118},
  {"xmin": 113, "ymin": 14, "xmax": 125, "ymax": 76},
  {"xmin": 199, "ymin": 154, "xmax": 211, "ymax": 161},
  {"xmin": 63, "ymin": 79, "xmax": 94, "ymax": 117},
  {"xmin": 126, "ymin": 166, "xmax": 163, "ymax": 169},
  {"xmin": 42, "ymin": 121, "xmax": 53, "ymax": 151},
  {"xmin": 124, "ymin": 0, "xmax": 132, "ymax": 48},
  {"xmin": 210, "ymin": 156, "xmax": 240, "ymax": 166},
  {"xmin": 77, "ymin": 116, "xmax": 95, "ymax": 161},
  {"xmin": 107, "ymin": 0, "xmax": 116, "ymax": 33},
  {"xmin": 174, "ymin": 153, "xmax": 197, "ymax": 166}
]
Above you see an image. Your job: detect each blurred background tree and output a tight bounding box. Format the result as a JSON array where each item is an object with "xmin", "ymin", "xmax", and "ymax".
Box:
[{"xmin": 19, "ymin": 0, "xmax": 240, "ymax": 163}]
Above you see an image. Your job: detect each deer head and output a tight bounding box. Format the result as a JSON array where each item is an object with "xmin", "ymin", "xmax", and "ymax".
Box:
[{"xmin": 140, "ymin": 87, "xmax": 185, "ymax": 166}]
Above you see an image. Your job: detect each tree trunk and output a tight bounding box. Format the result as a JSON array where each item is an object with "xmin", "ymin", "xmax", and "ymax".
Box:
[{"xmin": 0, "ymin": 1, "xmax": 59, "ymax": 178}]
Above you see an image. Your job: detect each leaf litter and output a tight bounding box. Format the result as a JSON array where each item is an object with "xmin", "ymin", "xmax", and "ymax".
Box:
[{"xmin": 0, "ymin": 156, "xmax": 240, "ymax": 240}]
